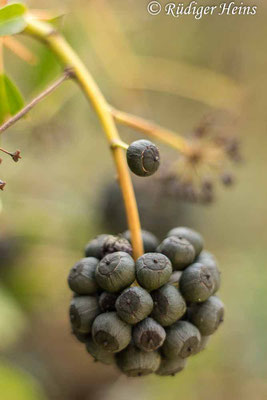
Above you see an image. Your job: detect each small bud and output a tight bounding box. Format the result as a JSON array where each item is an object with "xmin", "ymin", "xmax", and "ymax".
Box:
[
  {"xmin": 156, "ymin": 356, "xmax": 187, "ymax": 376},
  {"xmin": 122, "ymin": 229, "xmax": 159, "ymax": 253},
  {"xmin": 99, "ymin": 291, "xmax": 117, "ymax": 312},
  {"xmin": 162, "ymin": 321, "xmax": 201, "ymax": 359},
  {"xmin": 116, "ymin": 343, "xmax": 161, "ymax": 377},
  {"xmin": 0, "ymin": 180, "xmax": 6, "ymax": 190},
  {"xmin": 92, "ymin": 312, "xmax": 132, "ymax": 353},
  {"xmin": 69, "ymin": 295, "xmax": 100, "ymax": 334},
  {"xmin": 86, "ymin": 337, "xmax": 115, "ymax": 365},
  {"xmin": 151, "ymin": 284, "xmax": 186, "ymax": 326},
  {"xmin": 116, "ymin": 286, "xmax": 153, "ymax": 324},
  {"xmin": 11, "ymin": 150, "xmax": 21, "ymax": 162},
  {"xmin": 188, "ymin": 296, "xmax": 224, "ymax": 335},
  {"xmin": 180, "ymin": 263, "xmax": 215, "ymax": 303},
  {"xmin": 133, "ymin": 318, "xmax": 166, "ymax": 352},
  {"xmin": 68, "ymin": 257, "xmax": 99, "ymax": 295},
  {"xmin": 136, "ymin": 253, "xmax": 172, "ymax": 291},
  {"xmin": 95, "ymin": 251, "xmax": 135, "ymax": 293},
  {"xmin": 127, "ymin": 139, "xmax": 160, "ymax": 177},
  {"xmin": 157, "ymin": 236, "xmax": 195, "ymax": 270},
  {"xmin": 167, "ymin": 227, "xmax": 204, "ymax": 257}
]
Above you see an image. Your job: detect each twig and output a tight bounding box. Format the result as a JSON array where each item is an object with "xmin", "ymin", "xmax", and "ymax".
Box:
[{"xmin": 0, "ymin": 69, "xmax": 73, "ymax": 134}]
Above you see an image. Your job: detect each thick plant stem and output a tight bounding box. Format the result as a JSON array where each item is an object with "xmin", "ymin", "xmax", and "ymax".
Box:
[
  {"xmin": 25, "ymin": 17, "xmax": 144, "ymax": 259},
  {"xmin": 110, "ymin": 107, "xmax": 191, "ymax": 155}
]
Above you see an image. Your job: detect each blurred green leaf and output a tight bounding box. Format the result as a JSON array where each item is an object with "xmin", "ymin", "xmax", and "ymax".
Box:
[
  {"xmin": 0, "ymin": 3, "xmax": 27, "ymax": 37},
  {"xmin": 0, "ymin": 361, "xmax": 47, "ymax": 400},
  {"xmin": 0, "ymin": 74, "xmax": 24, "ymax": 124}
]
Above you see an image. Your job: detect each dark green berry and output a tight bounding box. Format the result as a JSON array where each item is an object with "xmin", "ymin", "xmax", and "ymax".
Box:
[
  {"xmin": 197, "ymin": 251, "xmax": 221, "ymax": 293},
  {"xmin": 102, "ymin": 235, "xmax": 132, "ymax": 257},
  {"xmin": 86, "ymin": 337, "xmax": 115, "ymax": 365},
  {"xmin": 115, "ymin": 286, "xmax": 153, "ymax": 324},
  {"xmin": 116, "ymin": 344, "xmax": 161, "ymax": 377},
  {"xmin": 95, "ymin": 252, "xmax": 135, "ymax": 293},
  {"xmin": 157, "ymin": 236, "xmax": 195, "ymax": 270},
  {"xmin": 99, "ymin": 291, "xmax": 117, "ymax": 312},
  {"xmin": 92, "ymin": 312, "xmax": 131, "ymax": 353},
  {"xmin": 122, "ymin": 229, "xmax": 159, "ymax": 253},
  {"xmin": 156, "ymin": 356, "xmax": 187, "ymax": 376},
  {"xmin": 197, "ymin": 335, "xmax": 210, "ymax": 353},
  {"xmin": 127, "ymin": 139, "xmax": 160, "ymax": 177},
  {"xmin": 180, "ymin": 263, "xmax": 215, "ymax": 303},
  {"xmin": 167, "ymin": 227, "xmax": 204, "ymax": 257},
  {"xmin": 69, "ymin": 296, "xmax": 100, "ymax": 334},
  {"xmin": 135, "ymin": 253, "xmax": 172, "ymax": 291},
  {"xmin": 168, "ymin": 271, "xmax": 182, "ymax": 286},
  {"xmin": 84, "ymin": 234, "xmax": 108, "ymax": 258},
  {"xmin": 72, "ymin": 330, "xmax": 90, "ymax": 343},
  {"xmin": 133, "ymin": 318, "xmax": 166, "ymax": 352},
  {"xmin": 188, "ymin": 296, "xmax": 224, "ymax": 335},
  {"xmin": 68, "ymin": 257, "xmax": 99, "ymax": 295},
  {"xmin": 162, "ymin": 321, "xmax": 201, "ymax": 359},
  {"xmin": 151, "ymin": 284, "xmax": 186, "ymax": 326}
]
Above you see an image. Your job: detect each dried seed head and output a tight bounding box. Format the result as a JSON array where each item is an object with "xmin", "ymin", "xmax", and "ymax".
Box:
[
  {"xmin": 116, "ymin": 286, "xmax": 153, "ymax": 324},
  {"xmin": 127, "ymin": 139, "xmax": 160, "ymax": 177},
  {"xmin": 95, "ymin": 251, "xmax": 135, "ymax": 293},
  {"xmin": 167, "ymin": 226, "xmax": 204, "ymax": 257},
  {"xmin": 86, "ymin": 337, "xmax": 116, "ymax": 365},
  {"xmin": 116, "ymin": 344, "xmax": 161, "ymax": 377},
  {"xmin": 99, "ymin": 291, "xmax": 117, "ymax": 312},
  {"xmin": 69, "ymin": 295, "xmax": 100, "ymax": 334},
  {"xmin": 92, "ymin": 312, "xmax": 131, "ymax": 353},
  {"xmin": 156, "ymin": 356, "xmax": 187, "ymax": 376},
  {"xmin": 180, "ymin": 263, "xmax": 215, "ymax": 303},
  {"xmin": 157, "ymin": 236, "xmax": 195, "ymax": 270},
  {"xmin": 151, "ymin": 284, "xmax": 186, "ymax": 326},
  {"xmin": 136, "ymin": 253, "xmax": 172, "ymax": 291},
  {"xmin": 133, "ymin": 318, "xmax": 166, "ymax": 352},
  {"xmin": 122, "ymin": 229, "xmax": 159, "ymax": 253},
  {"xmin": 162, "ymin": 321, "xmax": 201, "ymax": 359},
  {"xmin": 68, "ymin": 257, "xmax": 99, "ymax": 295},
  {"xmin": 189, "ymin": 296, "xmax": 224, "ymax": 335}
]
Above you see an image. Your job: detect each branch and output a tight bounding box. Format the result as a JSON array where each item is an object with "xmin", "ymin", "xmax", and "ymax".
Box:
[
  {"xmin": 110, "ymin": 107, "xmax": 191, "ymax": 155},
  {"xmin": 25, "ymin": 16, "xmax": 144, "ymax": 259},
  {"xmin": 0, "ymin": 69, "xmax": 72, "ymax": 134}
]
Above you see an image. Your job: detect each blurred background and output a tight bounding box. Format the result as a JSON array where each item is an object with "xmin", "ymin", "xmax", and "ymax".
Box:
[{"xmin": 1, "ymin": 0, "xmax": 267, "ymax": 399}]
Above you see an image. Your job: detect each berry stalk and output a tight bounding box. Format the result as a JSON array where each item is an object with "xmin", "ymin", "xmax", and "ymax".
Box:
[{"xmin": 24, "ymin": 16, "xmax": 144, "ymax": 259}]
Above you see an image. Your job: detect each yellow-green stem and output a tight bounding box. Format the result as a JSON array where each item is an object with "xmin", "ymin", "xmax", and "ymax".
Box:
[{"xmin": 25, "ymin": 16, "xmax": 144, "ymax": 259}]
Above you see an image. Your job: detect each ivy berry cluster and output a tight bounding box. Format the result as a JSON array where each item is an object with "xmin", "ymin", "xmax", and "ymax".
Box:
[{"xmin": 68, "ymin": 226, "xmax": 224, "ymax": 377}]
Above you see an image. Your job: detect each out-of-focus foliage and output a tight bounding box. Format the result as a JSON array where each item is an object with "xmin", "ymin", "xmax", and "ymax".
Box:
[{"xmin": 0, "ymin": 0, "xmax": 267, "ymax": 399}]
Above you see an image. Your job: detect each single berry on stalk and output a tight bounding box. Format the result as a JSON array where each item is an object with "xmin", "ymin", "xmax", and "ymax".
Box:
[
  {"xmin": 92, "ymin": 312, "xmax": 131, "ymax": 353},
  {"xmin": 116, "ymin": 286, "xmax": 153, "ymax": 324},
  {"xmin": 69, "ymin": 296, "xmax": 100, "ymax": 334},
  {"xmin": 135, "ymin": 253, "xmax": 172, "ymax": 291},
  {"xmin": 151, "ymin": 284, "xmax": 186, "ymax": 326},
  {"xmin": 116, "ymin": 343, "xmax": 161, "ymax": 377},
  {"xmin": 162, "ymin": 321, "xmax": 201, "ymax": 359},
  {"xmin": 133, "ymin": 318, "xmax": 166, "ymax": 352},
  {"xmin": 156, "ymin": 356, "xmax": 187, "ymax": 376},
  {"xmin": 179, "ymin": 262, "xmax": 215, "ymax": 303},
  {"xmin": 127, "ymin": 139, "xmax": 160, "ymax": 177},
  {"xmin": 157, "ymin": 236, "xmax": 195, "ymax": 270},
  {"xmin": 68, "ymin": 257, "xmax": 99, "ymax": 295},
  {"xmin": 188, "ymin": 296, "xmax": 224, "ymax": 335},
  {"xmin": 95, "ymin": 251, "xmax": 135, "ymax": 293},
  {"xmin": 122, "ymin": 229, "xmax": 159, "ymax": 253},
  {"xmin": 167, "ymin": 226, "xmax": 204, "ymax": 257}
]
